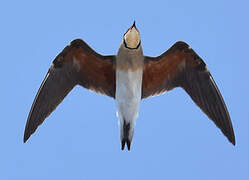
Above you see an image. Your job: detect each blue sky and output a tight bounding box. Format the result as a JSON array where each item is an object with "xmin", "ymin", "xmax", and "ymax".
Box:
[{"xmin": 1, "ymin": 0, "xmax": 248, "ymax": 179}]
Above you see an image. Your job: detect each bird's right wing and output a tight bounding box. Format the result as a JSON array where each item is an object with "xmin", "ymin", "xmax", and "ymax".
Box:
[{"xmin": 24, "ymin": 39, "xmax": 116, "ymax": 142}]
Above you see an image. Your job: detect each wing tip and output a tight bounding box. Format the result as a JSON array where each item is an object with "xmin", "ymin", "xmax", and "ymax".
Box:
[
  {"xmin": 23, "ymin": 136, "xmax": 28, "ymax": 143},
  {"xmin": 229, "ymin": 134, "xmax": 236, "ymax": 146},
  {"xmin": 23, "ymin": 131, "xmax": 30, "ymax": 143},
  {"xmin": 224, "ymin": 116, "xmax": 236, "ymax": 146},
  {"xmin": 23, "ymin": 123, "xmax": 32, "ymax": 143}
]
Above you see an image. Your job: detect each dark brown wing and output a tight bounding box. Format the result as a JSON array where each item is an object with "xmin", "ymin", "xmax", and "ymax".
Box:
[
  {"xmin": 142, "ymin": 41, "xmax": 235, "ymax": 145},
  {"xmin": 24, "ymin": 39, "xmax": 115, "ymax": 142}
]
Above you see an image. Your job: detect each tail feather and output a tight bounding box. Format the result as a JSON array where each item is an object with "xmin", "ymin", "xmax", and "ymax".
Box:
[{"xmin": 121, "ymin": 121, "xmax": 132, "ymax": 151}]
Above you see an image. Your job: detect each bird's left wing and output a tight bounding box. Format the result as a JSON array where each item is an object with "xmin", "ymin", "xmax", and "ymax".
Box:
[
  {"xmin": 24, "ymin": 39, "xmax": 115, "ymax": 142},
  {"xmin": 142, "ymin": 41, "xmax": 235, "ymax": 145}
]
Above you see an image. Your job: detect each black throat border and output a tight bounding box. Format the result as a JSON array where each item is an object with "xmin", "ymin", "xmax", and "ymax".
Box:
[{"xmin": 123, "ymin": 40, "xmax": 141, "ymax": 50}]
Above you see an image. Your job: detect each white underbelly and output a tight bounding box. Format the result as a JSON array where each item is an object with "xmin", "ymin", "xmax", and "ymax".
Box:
[{"xmin": 115, "ymin": 69, "xmax": 143, "ymax": 126}]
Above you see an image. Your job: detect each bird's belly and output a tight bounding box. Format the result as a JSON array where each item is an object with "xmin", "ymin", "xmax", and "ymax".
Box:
[{"xmin": 115, "ymin": 69, "xmax": 143, "ymax": 125}]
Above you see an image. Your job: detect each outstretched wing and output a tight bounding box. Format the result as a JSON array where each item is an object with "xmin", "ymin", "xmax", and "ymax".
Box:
[
  {"xmin": 24, "ymin": 39, "xmax": 116, "ymax": 142},
  {"xmin": 142, "ymin": 41, "xmax": 235, "ymax": 145}
]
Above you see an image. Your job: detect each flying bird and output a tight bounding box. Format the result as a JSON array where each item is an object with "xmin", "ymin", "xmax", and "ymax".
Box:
[{"xmin": 24, "ymin": 22, "xmax": 235, "ymax": 150}]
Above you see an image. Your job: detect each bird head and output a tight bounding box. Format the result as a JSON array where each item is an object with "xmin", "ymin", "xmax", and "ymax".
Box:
[{"xmin": 123, "ymin": 21, "xmax": 141, "ymax": 49}]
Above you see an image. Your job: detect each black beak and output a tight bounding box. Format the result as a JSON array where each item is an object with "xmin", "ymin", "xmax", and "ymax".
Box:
[{"xmin": 132, "ymin": 21, "xmax": 136, "ymax": 28}]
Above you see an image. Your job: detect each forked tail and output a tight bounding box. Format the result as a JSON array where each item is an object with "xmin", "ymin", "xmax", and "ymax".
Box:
[{"xmin": 121, "ymin": 121, "xmax": 134, "ymax": 151}]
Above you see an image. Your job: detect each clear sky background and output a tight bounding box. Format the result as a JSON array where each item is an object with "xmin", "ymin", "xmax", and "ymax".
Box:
[{"xmin": 1, "ymin": 0, "xmax": 248, "ymax": 179}]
